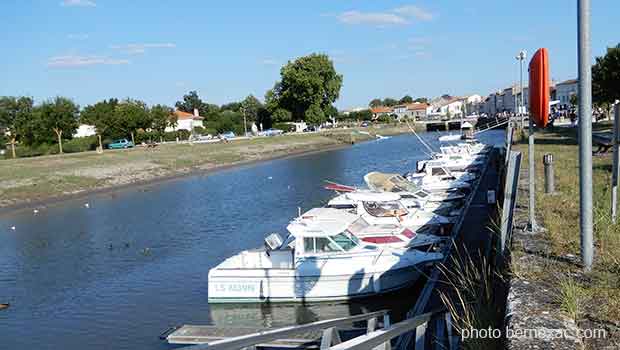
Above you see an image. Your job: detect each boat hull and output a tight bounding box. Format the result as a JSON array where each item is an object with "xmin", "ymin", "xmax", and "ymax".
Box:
[{"xmin": 208, "ymin": 265, "xmax": 423, "ymax": 303}]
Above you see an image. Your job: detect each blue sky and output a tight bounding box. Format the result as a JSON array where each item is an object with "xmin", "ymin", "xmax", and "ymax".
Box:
[{"xmin": 1, "ymin": 0, "xmax": 618, "ymax": 110}]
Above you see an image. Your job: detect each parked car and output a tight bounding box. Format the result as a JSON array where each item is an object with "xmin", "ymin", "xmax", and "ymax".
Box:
[
  {"xmin": 219, "ymin": 131, "xmax": 236, "ymax": 140},
  {"xmin": 303, "ymin": 125, "xmax": 318, "ymax": 132},
  {"xmin": 259, "ymin": 128, "xmax": 283, "ymax": 137},
  {"xmin": 361, "ymin": 121, "xmax": 370, "ymax": 127},
  {"xmin": 108, "ymin": 139, "xmax": 134, "ymax": 149}
]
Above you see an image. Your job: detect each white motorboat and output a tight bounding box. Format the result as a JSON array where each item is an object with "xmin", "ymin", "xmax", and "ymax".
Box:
[
  {"xmin": 416, "ymin": 154, "xmax": 485, "ymax": 173},
  {"xmin": 405, "ymin": 173, "xmax": 471, "ymax": 193},
  {"xmin": 208, "ymin": 219, "xmax": 443, "ymax": 303},
  {"xmin": 413, "ymin": 162, "xmax": 478, "ymax": 183},
  {"xmin": 438, "ymin": 134, "xmax": 462, "ymax": 142},
  {"xmin": 363, "ymin": 172, "xmax": 467, "ymax": 204},
  {"xmin": 298, "ymin": 207, "xmax": 444, "ymax": 249},
  {"xmin": 326, "ymin": 192, "xmax": 455, "ymax": 233}
]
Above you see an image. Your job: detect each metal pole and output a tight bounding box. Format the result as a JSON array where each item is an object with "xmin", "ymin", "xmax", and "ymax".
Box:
[
  {"xmin": 578, "ymin": 0, "xmax": 594, "ymax": 271},
  {"xmin": 612, "ymin": 103, "xmax": 620, "ymax": 223},
  {"xmin": 519, "ymin": 57, "xmax": 524, "ymax": 116},
  {"xmin": 242, "ymin": 108, "xmax": 248, "ymax": 137},
  {"xmin": 528, "ymin": 105, "xmax": 537, "ymax": 231}
]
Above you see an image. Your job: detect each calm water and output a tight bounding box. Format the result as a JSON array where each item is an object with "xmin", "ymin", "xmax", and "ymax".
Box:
[{"xmin": 0, "ymin": 131, "xmax": 504, "ymax": 350}]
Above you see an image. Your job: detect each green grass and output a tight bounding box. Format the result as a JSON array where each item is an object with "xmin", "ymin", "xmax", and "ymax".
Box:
[{"xmin": 516, "ymin": 123, "xmax": 620, "ymax": 324}]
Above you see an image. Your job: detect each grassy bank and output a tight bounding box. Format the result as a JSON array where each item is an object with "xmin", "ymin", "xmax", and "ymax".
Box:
[
  {"xmin": 514, "ymin": 124, "xmax": 620, "ymax": 346},
  {"xmin": 0, "ymin": 122, "xmax": 423, "ymax": 210}
]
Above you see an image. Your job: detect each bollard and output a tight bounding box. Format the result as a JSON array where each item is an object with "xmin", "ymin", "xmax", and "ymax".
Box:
[{"xmin": 543, "ymin": 153, "xmax": 554, "ymax": 194}]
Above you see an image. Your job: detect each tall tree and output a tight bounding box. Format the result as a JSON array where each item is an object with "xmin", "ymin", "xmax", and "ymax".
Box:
[
  {"xmin": 593, "ymin": 43, "xmax": 620, "ymax": 116},
  {"xmin": 175, "ymin": 90, "xmax": 219, "ymax": 116},
  {"xmin": 304, "ymin": 103, "xmax": 326, "ymax": 126},
  {"xmin": 399, "ymin": 95, "xmax": 414, "ymax": 104},
  {"xmin": 115, "ymin": 99, "xmax": 151, "ymax": 145},
  {"xmin": 383, "ymin": 98, "xmax": 398, "ymax": 107},
  {"xmin": 36, "ymin": 97, "xmax": 79, "ymax": 154},
  {"xmin": 269, "ymin": 53, "xmax": 342, "ymax": 123},
  {"xmin": 150, "ymin": 104, "xmax": 175, "ymax": 142},
  {"xmin": 0, "ymin": 96, "xmax": 33, "ymax": 158},
  {"xmin": 369, "ymin": 98, "xmax": 383, "ymax": 108},
  {"xmin": 241, "ymin": 95, "xmax": 262, "ymax": 122},
  {"xmin": 414, "ymin": 97, "xmax": 429, "ymax": 104},
  {"xmin": 81, "ymin": 98, "xmax": 119, "ymax": 151}
]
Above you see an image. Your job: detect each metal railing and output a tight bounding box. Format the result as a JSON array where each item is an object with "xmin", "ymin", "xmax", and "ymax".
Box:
[{"xmin": 174, "ymin": 310, "xmax": 389, "ymax": 350}]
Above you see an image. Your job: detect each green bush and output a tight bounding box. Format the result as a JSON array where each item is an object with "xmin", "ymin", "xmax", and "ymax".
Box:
[
  {"xmin": 63, "ymin": 136, "xmax": 98, "ymax": 153},
  {"xmin": 134, "ymin": 131, "xmax": 158, "ymax": 144},
  {"xmin": 13, "ymin": 143, "xmax": 58, "ymax": 158}
]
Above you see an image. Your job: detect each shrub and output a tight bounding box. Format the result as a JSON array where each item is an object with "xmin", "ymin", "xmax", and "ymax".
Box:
[{"xmin": 63, "ymin": 136, "xmax": 98, "ymax": 153}]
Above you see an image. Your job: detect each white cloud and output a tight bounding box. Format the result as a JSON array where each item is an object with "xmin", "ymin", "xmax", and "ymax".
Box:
[
  {"xmin": 60, "ymin": 0, "xmax": 96, "ymax": 7},
  {"xmin": 47, "ymin": 55, "xmax": 129, "ymax": 68},
  {"xmin": 393, "ymin": 5, "xmax": 434, "ymax": 21},
  {"xmin": 261, "ymin": 59, "xmax": 278, "ymax": 65},
  {"xmin": 67, "ymin": 33, "xmax": 89, "ymax": 40},
  {"xmin": 110, "ymin": 43, "xmax": 176, "ymax": 55},
  {"xmin": 337, "ymin": 11, "xmax": 408, "ymax": 26},
  {"xmin": 335, "ymin": 5, "xmax": 434, "ymax": 27}
]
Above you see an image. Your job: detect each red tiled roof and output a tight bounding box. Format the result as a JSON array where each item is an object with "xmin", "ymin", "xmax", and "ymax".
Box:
[
  {"xmin": 174, "ymin": 110, "xmax": 204, "ymax": 120},
  {"xmin": 371, "ymin": 106, "xmax": 393, "ymax": 114}
]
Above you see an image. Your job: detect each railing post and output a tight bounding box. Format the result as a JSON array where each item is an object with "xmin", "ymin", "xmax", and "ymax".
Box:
[{"xmin": 415, "ymin": 322, "xmax": 427, "ymax": 350}]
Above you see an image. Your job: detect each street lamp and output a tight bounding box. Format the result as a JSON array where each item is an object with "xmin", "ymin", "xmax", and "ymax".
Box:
[{"xmin": 516, "ymin": 50, "xmax": 527, "ymax": 128}]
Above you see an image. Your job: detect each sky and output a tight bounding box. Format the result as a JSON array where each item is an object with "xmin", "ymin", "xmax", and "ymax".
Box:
[{"xmin": 1, "ymin": 0, "xmax": 619, "ymax": 110}]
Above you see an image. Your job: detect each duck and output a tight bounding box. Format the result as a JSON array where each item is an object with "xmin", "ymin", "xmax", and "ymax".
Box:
[{"xmin": 0, "ymin": 303, "xmax": 10, "ymax": 310}]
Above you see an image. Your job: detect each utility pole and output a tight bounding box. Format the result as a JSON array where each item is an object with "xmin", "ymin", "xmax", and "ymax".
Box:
[
  {"xmin": 612, "ymin": 103, "xmax": 619, "ymax": 223},
  {"xmin": 242, "ymin": 107, "xmax": 248, "ymax": 137},
  {"xmin": 516, "ymin": 50, "xmax": 527, "ymax": 128},
  {"xmin": 578, "ymin": 0, "xmax": 594, "ymax": 271}
]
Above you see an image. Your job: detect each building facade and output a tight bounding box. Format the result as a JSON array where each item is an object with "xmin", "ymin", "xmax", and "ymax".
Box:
[{"xmin": 556, "ymin": 79, "xmax": 578, "ymax": 108}]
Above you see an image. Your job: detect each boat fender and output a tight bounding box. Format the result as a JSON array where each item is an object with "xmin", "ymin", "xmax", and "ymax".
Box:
[{"xmin": 372, "ymin": 273, "xmax": 381, "ymax": 292}]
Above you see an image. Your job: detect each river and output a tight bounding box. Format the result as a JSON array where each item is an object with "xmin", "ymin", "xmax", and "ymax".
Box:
[{"xmin": 0, "ymin": 130, "xmax": 504, "ymax": 349}]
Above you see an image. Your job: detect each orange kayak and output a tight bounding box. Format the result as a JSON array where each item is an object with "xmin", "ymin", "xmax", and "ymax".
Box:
[{"xmin": 529, "ymin": 48, "xmax": 550, "ymax": 128}]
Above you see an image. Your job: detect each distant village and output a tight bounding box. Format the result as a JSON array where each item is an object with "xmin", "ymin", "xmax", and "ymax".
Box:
[{"xmin": 343, "ymin": 78, "xmax": 578, "ymax": 122}]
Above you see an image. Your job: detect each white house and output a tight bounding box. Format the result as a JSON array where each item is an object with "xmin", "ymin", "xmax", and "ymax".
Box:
[
  {"xmin": 166, "ymin": 108, "xmax": 204, "ymax": 132},
  {"xmin": 74, "ymin": 124, "xmax": 96, "ymax": 138},
  {"xmin": 556, "ymin": 79, "xmax": 578, "ymax": 108},
  {"xmin": 392, "ymin": 103, "xmax": 429, "ymax": 120}
]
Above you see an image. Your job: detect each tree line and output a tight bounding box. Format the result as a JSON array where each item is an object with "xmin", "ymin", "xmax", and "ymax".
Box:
[
  {"xmin": 0, "ymin": 53, "xmax": 343, "ymax": 159},
  {"xmin": 369, "ymin": 95, "xmax": 429, "ymax": 108}
]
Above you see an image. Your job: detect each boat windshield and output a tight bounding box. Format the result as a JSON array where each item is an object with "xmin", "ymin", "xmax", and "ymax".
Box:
[
  {"xmin": 363, "ymin": 201, "xmax": 408, "ymax": 217},
  {"xmin": 431, "ymin": 167, "xmax": 448, "ymax": 176},
  {"xmin": 389, "ymin": 175, "xmax": 418, "ymax": 192},
  {"xmin": 331, "ymin": 232, "xmax": 360, "ymax": 251},
  {"xmin": 348, "ymin": 217, "xmax": 370, "ymax": 235}
]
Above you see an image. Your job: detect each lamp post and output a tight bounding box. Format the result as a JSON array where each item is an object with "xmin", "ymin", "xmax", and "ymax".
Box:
[
  {"xmin": 241, "ymin": 106, "xmax": 248, "ymax": 137},
  {"xmin": 516, "ymin": 50, "xmax": 527, "ymax": 127},
  {"xmin": 578, "ymin": 0, "xmax": 593, "ymax": 271}
]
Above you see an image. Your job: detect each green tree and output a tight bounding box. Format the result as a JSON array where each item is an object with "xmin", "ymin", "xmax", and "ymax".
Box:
[
  {"xmin": 175, "ymin": 90, "xmax": 219, "ymax": 116},
  {"xmin": 304, "ymin": 103, "xmax": 326, "ymax": 126},
  {"xmin": 369, "ymin": 98, "xmax": 383, "ymax": 108},
  {"xmin": 383, "ymin": 98, "xmax": 398, "ymax": 107},
  {"xmin": 272, "ymin": 108, "xmax": 292, "ymax": 122},
  {"xmin": 0, "ymin": 96, "xmax": 33, "ymax": 158},
  {"xmin": 115, "ymin": 99, "xmax": 151, "ymax": 145},
  {"xmin": 36, "ymin": 97, "xmax": 79, "ymax": 154},
  {"xmin": 269, "ymin": 53, "xmax": 342, "ymax": 122},
  {"xmin": 414, "ymin": 97, "xmax": 429, "ymax": 104},
  {"xmin": 241, "ymin": 95, "xmax": 262, "ymax": 122},
  {"xmin": 81, "ymin": 98, "xmax": 119, "ymax": 151},
  {"xmin": 399, "ymin": 95, "xmax": 413, "ymax": 104},
  {"xmin": 592, "ymin": 44, "xmax": 620, "ymax": 113},
  {"xmin": 570, "ymin": 94, "xmax": 578, "ymax": 108},
  {"xmin": 150, "ymin": 104, "xmax": 175, "ymax": 142}
]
